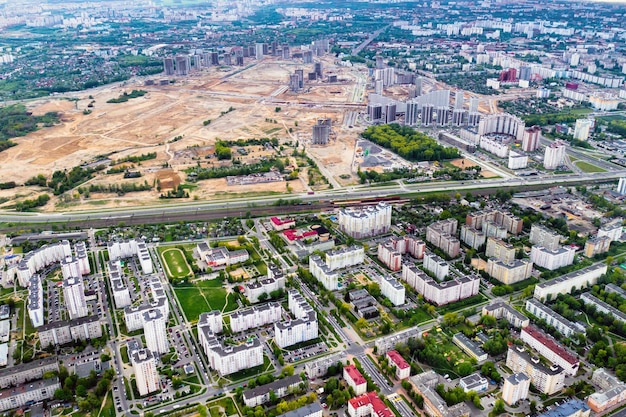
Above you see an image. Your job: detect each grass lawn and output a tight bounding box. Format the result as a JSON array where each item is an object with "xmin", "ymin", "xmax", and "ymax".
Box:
[
  {"xmin": 175, "ymin": 279, "xmax": 237, "ymax": 321},
  {"xmin": 207, "ymin": 397, "xmax": 238, "ymax": 417},
  {"xmin": 174, "ymin": 287, "xmax": 211, "ymax": 322},
  {"xmin": 98, "ymin": 392, "xmax": 116, "ymax": 417},
  {"xmin": 158, "ymin": 247, "xmax": 193, "ymax": 280},
  {"xmin": 597, "ymin": 114, "xmax": 626, "ymax": 122},
  {"xmin": 575, "ymin": 161, "xmax": 607, "ymax": 173}
]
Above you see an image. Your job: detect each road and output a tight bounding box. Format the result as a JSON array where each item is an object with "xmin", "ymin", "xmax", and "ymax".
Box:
[
  {"xmin": 352, "ymin": 26, "xmax": 390, "ymax": 56},
  {"xmin": 1, "ymin": 171, "xmax": 623, "ymax": 227}
]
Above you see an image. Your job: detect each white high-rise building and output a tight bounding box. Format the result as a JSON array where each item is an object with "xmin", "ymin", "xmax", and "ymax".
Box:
[
  {"xmin": 530, "ymin": 246, "xmax": 575, "ymax": 270},
  {"xmin": 380, "ymin": 276, "xmax": 405, "ymax": 306},
  {"xmin": 132, "ymin": 349, "xmax": 160, "ymax": 396},
  {"xmin": 338, "ymin": 202, "xmax": 392, "ymax": 239},
  {"xmin": 401, "ymin": 264, "xmax": 479, "ymax": 306},
  {"xmin": 502, "ymin": 373, "xmax": 530, "ymax": 406},
  {"xmin": 534, "ymin": 263, "xmax": 607, "ymax": 301},
  {"xmin": 63, "ymin": 277, "xmax": 88, "ymax": 320},
  {"xmin": 107, "ymin": 239, "xmax": 153, "ymax": 274},
  {"xmin": 520, "ymin": 326, "xmax": 579, "ymax": 376},
  {"xmin": 617, "ymin": 178, "xmax": 626, "ymax": 195},
  {"xmin": 143, "ymin": 309, "xmax": 168, "ymax": 354},
  {"xmin": 230, "ymin": 303, "xmax": 282, "ymax": 333},
  {"xmin": 573, "ymin": 119, "xmax": 593, "ymax": 141},
  {"xmin": 544, "ymin": 141, "xmax": 566, "ymax": 170},
  {"xmin": 275, "ymin": 290, "xmax": 318, "ymax": 348},
  {"xmin": 27, "ymin": 275, "xmax": 44, "ymax": 328},
  {"xmin": 423, "ymin": 252, "xmax": 449, "ymax": 281},
  {"xmin": 529, "ymin": 224, "xmax": 562, "ymax": 251},
  {"xmin": 309, "ymin": 246, "xmax": 364, "ymax": 290},
  {"xmin": 198, "ymin": 311, "xmax": 223, "ymax": 334},
  {"xmin": 108, "ymin": 260, "xmax": 131, "ymax": 308}
]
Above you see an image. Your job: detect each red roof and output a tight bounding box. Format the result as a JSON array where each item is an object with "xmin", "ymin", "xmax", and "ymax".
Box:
[
  {"xmin": 344, "ymin": 364, "xmax": 367, "ymax": 385},
  {"xmin": 522, "ymin": 326, "xmax": 578, "ymax": 365},
  {"xmin": 348, "ymin": 392, "xmax": 393, "ymax": 417},
  {"xmin": 271, "ymin": 217, "xmax": 295, "ymax": 226},
  {"xmin": 283, "ymin": 229, "xmax": 318, "ymax": 241},
  {"xmin": 386, "ymin": 350, "xmax": 410, "ymax": 369}
]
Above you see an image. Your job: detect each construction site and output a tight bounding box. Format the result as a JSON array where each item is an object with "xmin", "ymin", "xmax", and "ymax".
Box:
[{"xmin": 0, "ymin": 55, "xmax": 371, "ymax": 211}]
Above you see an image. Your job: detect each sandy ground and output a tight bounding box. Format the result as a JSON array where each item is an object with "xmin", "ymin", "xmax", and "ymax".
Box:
[
  {"xmin": 449, "ymin": 157, "xmax": 498, "ymax": 178},
  {"xmin": 0, "ymin": 56, "xmax": 367, "ymax": 211}
]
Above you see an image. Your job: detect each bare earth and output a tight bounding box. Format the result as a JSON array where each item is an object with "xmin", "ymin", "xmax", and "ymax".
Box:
[
  {"xmin": 0, "ymin": 56, "xmax": 366, "ymax": 211},
  {"xmin": 449, "ymin": 157, "xmax": 498, "ymax": 178}
]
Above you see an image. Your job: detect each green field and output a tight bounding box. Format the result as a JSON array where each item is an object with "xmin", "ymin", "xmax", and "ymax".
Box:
[
  {"xmin": 174, "ymin": 279, "xmax": 238, "ymax": 322},
  {"xmin": 597, "ymin": 115, "xmax": 626, "ymax": 122},
  {"xmin": 98, "ymin": 392, "xmax": 116, "ymax": 417},
  {"xmin": 575, "ymin": 161, "xmax": 607, "ymax": 173},
  {"xmin": 158, "ymin": 247, "xmax": 192, "ymax": 280},
  {"xmin": 207, "ymin": 397, "xmax": 238, "ymax": 417}
]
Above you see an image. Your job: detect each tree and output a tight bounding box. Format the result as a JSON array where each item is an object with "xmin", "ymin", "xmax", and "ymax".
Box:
[
  {"xmin": 258, "ymin": 292, "xmax": 269, "ymax": 302},
  {"xmin": 457, "ymin": 362, "xmax": 474, "ymax": 377},
  {"xmin": 490, "ymin": 399, "xmax": 505, "ymax": 416}
]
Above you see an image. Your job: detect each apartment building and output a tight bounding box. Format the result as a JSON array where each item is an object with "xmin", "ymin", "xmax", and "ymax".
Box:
[
  {"xmin": 132, "ymin": 349, "xmax": 160, "ymax": 396},
  {"xmin": 580, "ymin": 293, "xmax": 626, "ymax": 324},
  {"xmin": 344, "ymin": 365, "xmax": 367, "ymax": 395},
  {"xmin": 485, "ymin": 238, "xmax": 516, "ymax": 264},
  {"xmin": 348, "ymin": 391, "xmax": 394, "ymax": 417},
  {"xmin": 326, "ymin": 246, "xmax": 365, "ymax": 270},
  {"xmin": 338, "ymin": 202, "xmax": 392, "ymax": 239},
  {"xmin": 0, "ymin": 378, "xmax": 60, "ymax": 413},
  {"xmin": 502, "ymin": 373, "xmax": 530, "ymax": 406},
  {"xmin": 377, "ymin": 241, "xmax": 402, "ymax": 271},
  {"xmin": 243, "ymin": 375, "xmax": 302, "ymax": 407},
  {"xmin": 108, "ymin": 260, "xmax": 131, "ymax": 308},
  {"xmin": 529, "ymin": 224, "xmax": 562, "ymax": 251},
  {"xmin": 598, "ymin": 222, "xmax": 622, "ymax": 242},
  {"xmin": 588, "ymin": 368, "xmax": 626, "ymax": 413},
  {"xmin": 486, "ymin": 258, "xmax": 533, "ymax": 284},
  {"xmin": 309, "ymin": 246, "xmax": 364, "ymax": 290},
  {"xmin": 505, "ymin": 347, "xmax": 565, "ymax": 395},
  {"xmin": 0, "ymin": 357, "xmax": 58, "ymax": 389},
  {"xmin": 377, "ymin": 236, "xmax": 425, "ymax": 270},
  {"xmin": 402, "ymin": 264, "xmax": 479, "ymax": 306},
  {"xmin": 124, "ymin": 296, "xmax": 170, "ymax": 332},
  {"xmin": 245, "ymin": 276, "xmax": 285, "ymax": 304},
  {"xmin": 459, "ymin": 225, "xmax": 486, "ymax": 250},
  {"xmin": 275, "ymin": 291, "xmax": 318, "ymax": 348},
  {"xmin": 15, "ymin": 240, "xmax": 72, "ymax": 286},
  {"xmin": 305, "ymin": 353, "xmax": 343, "ymax": 379},
  {"xmin": 530, "ymin": 246, "xmax": 575, "ymax": 270},
  {"xmin": 63, "ymin": 276, "xmax": 88, "ymax": 320},
  {"xmin": 520, "ymin": 326, "xmax": 579, "ymax": 376},
  {"xmin": 230, "ymin": 303, "xmax": 283, "ymax": 333},
  {"xmin": 466, "ymin": 210, "xmax": 523, "ymax": 235},
  {"xmin": 107, "ymin": 239, "xmax": 153, "ymax": 274},
  {"xmin": 426, "ymin": 219, "xmax": 460, "ymax": 258},
  {"xmin": 198, "ymin": 311, "xmax": 223, "ymax": 334},
  {"xmin": 534, "ymin": 263, "xmax": 607, "ymax": 301},
  {"xmin": 38, "ymin": 315, "xmax": 102, "ymax": 347},
  {"xmin": 386, "ymin": 350, "xmax": 410, "ymax": 380},
  {"xmin": 584, "ymin": 236, "xmax": 611, "ymax": 258},
  {"xmin": 423, "ymin": 252, "xmax": 449, "ymax": 281},
  {"xmin": 453, "ymin": 333, "xmax": 488, "ymax": 363},
  {"xmin": 27, "ymin": 275, "xmax": 44, "ymax": 328},
  {"xmin": 200, "ymin": 331, "xmax": 264, "ymax": 376},
  {"xmin": 482, "ymin": 301, "xmax": 530, "ymax": 328},
  {"xmin": 380, "ymin": 275, "xmax": 405, "ymax": 306},
  {"xmin": 375, "ymin": 327, "xmax": 422, "ymax": 355},
  {"xmin": 525, "ymin": 299, "xmax": 584, "ymax": 338},
  {"xmin": 409, "ymin": 371, "xmax": 471, "ymax": 417},
  {"xmin": 143, "ymin": 309, "xmax": 169, "ymax": 354}
]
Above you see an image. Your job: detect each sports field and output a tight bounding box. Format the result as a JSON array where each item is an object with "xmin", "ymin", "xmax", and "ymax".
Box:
[
  {"xmin": 158, "ymin": 246, "xmax": 193, "ymax": 280},
  {"xmin": 174, "ymin": 279, "xmax": 238, "ymax": 322}
]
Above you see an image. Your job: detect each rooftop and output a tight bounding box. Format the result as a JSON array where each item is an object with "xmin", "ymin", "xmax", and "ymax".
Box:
[
  {"xmin": 348, "ymin": 391, "xmax": 393, "ymax": 417},
  {"xmin": 277, "ymin": 402, "xmax": 323, "ymax": 417},
  {"xmin": 243, "ymin": 375, "xmax": 301, "ymax": 401},
  {"xmin": 386, "ymin": 350, "xmax": 410, "ymax": 369},
  {"xmin": 537, "ymin": 399, "xmax": 589, "ymax": 417},
  {"xmin": 521, "ymin": 326, "xmax": 578, "ymax": 365},
  {"xmin": 345, "ymin": 364, "xmax": 367, "ymax": 385}
]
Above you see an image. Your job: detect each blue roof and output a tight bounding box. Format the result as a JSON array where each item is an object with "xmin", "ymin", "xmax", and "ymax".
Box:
[{"xmin": 538, "ymin": 399, "xmax": 589, "ymax": 417}]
